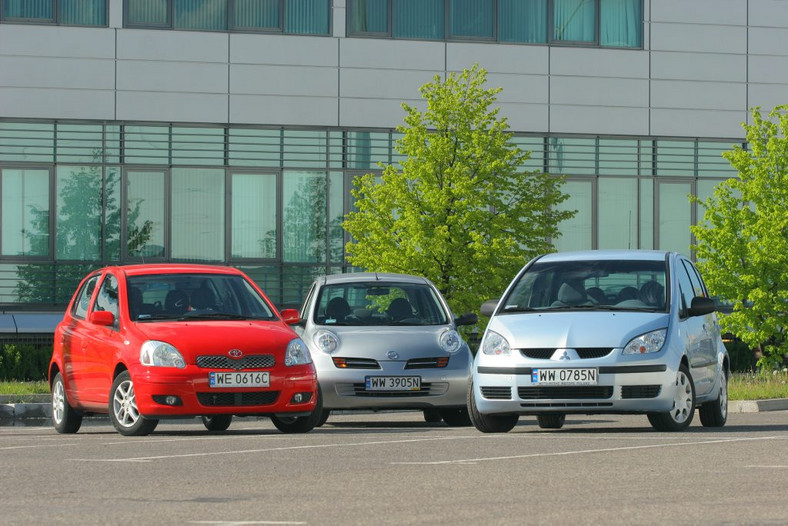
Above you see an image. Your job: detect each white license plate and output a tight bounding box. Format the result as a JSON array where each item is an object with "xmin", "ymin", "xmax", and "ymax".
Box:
[
  {"xmin": 531, "ymin": 368, "xmax": 598, "ymax": 385},
  {"xmin": 209, "ymin": 371, "xmax": 270, "ymax": 388},
  {"xmin": 365, "ymin": 376, "xmax": 421, "ymax": 391}
]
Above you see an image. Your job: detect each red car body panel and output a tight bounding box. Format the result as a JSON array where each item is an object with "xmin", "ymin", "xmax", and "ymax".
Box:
[{"xmin": 49, "ymin": 264, "xmax": 317, "ymax": 418}]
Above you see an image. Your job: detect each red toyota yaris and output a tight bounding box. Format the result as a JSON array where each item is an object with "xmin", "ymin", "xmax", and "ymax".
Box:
[{"xmin": 49, "ymin": 264, "xmax": 320, "ymax": 436}]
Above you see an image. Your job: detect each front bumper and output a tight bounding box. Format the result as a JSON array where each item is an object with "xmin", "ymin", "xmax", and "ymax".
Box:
[
  {"xmin": 129, "ymin": 363, "xmax": 318, "ymax": 417},
  {"xmin": 473, "ymin": 362, "xmax": 679, "ymax": 415}
]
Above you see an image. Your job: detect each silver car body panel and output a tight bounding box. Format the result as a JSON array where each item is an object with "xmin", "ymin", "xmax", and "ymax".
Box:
[{"xmin": 472, "ymin": 250, "xmax": 729, "ymax": 416}]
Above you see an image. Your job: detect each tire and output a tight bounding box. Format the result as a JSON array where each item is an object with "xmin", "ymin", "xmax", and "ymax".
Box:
[
  {"xmin": 51, "ymin": 372, "xmax": 82, "ymax": 434},
  {"xmin": 315, "ymin": 409, "xmax": 330, "ymax": 427},
  {"xmin": 270, "ymin": 387, "xmax": 322, "ymax": 434},
  {"xmin": 537, "ymin": 413, "xmax": 566, "ymax": 429},
  {"xmin": 202, "ymin": 414, "xmax": 233, "ymax": 432},
  {"xmin": 423, "ymin": 409, "xmax": 442, "ymax": 423},
  {"xmin": 109, "ymin": 371, "xmax": 159, "ymax": 436},
  {"xmin": 467, "ymin": 382, "xmax": 518, "ymax": 433},
  {"xmin": 439, "ymin": 407, "xmax": 472, "ymax": 427},
  {"xmin": 699, "ymin": 368, "xmax": 728, "ymax": 427},
  {"xmin": 648, "ymin": 363, "xmax": 695, "ymax": 432}
]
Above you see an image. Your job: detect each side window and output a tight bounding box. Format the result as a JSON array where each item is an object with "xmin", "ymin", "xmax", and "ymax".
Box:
[
  {"xmin": 683, "ymin": 260, "xmax": 707, "ymax": 298},
  {"xmin": 94, "ymin": 274, "xmax": 120, "ymax": 329},
  {"xmin": 299, "ymin": 283, "xmax": 316, "ymax": 321},
  {"xmin": 72, "ymin": 275, "xmax": 100, "ymax": 319},
  {"xmin": 676, "ymin": 263, "xmax": 696, "ymax": 319}
]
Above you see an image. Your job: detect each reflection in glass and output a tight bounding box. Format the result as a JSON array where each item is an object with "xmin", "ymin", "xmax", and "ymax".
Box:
[
  {"xmin": 127, "ymin": 171, "xmax": 164, "ymax": 258},
  {"xmin": 285, "ymin": 0, "xmax": 329, "ymax": 35},
  {"xmin": 499, "ymin": 0, "xmax": 547, "ymax": 43},
  {"xmin": 450, "ymin": 0, "xmax": 494, "ymax": 38},
  {"xmin": 598, "ymin": 178, "xmax": 637, "ymax": 249},
  {"xmin": 174, "ymin": 0, "xmax": 226, "ymax": 30},
  {"xmin": 56, "ymin": 166, "xmax": 102, "ymax": 260},
  {"xmin": 233, "ymin": 0, "xmax": 280, "ymax": 30},
  {"xmin": 553, "ymin": 0, "xmax": 595, "ymax": 42},
  {"xmin": 554, "ymin": 179, "xmax": 592, "ymax": 251},
  {"xmin": 232, "ymin": 173, "xmax": 277, "ymax": 259},
  {"xmin": 393, "ymin": 0, "xmax": 444, "ymax": 39},
  {"xmin": 282, "ymin": 171, "xmax": 327, "ymax": 263},
  {"xmin": 126, "ymin": 0, "xmax": 168, "ymax": 26},
  {"xmin": 349, "ymin": 0, "xmax": 388, "ymax": 33},
  {"xmin": 172, "ymin": 168, "xmax": 225, "ymax": 261},
  {"xmin": 600, "ymin": 0, "xmax": 641, "ymax": 47},
  {"xmin": 1, "ymin": 169, "xmax": 50, "ymax": 256},
  {"xmin": 658, "ymin": 182, "xmax": 691, "ymax": 257}
]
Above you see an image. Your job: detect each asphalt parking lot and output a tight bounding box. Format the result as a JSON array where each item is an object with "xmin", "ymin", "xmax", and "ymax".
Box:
[{"xmin": 1, "ymin": 411, "xmax": 787, "ymax": 525}]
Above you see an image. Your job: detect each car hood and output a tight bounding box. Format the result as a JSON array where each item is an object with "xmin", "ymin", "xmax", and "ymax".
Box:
[
  {"xmin": 488, "ymin": 311, "xmax": 670, "ymax": 349},
  {"xmin": 132, "ymin": 320, "xmax": 298, "ymax": 357},
  {"xmin": 311, "ymin": 326, "xmax": 452, "ymax": 360}
]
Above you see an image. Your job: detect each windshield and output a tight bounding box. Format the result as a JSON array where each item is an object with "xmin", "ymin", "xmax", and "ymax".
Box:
[
  {"xmin": 313, "ymin": 282, "xmax": 449, "ymax": 326},
  {"xmin": 127, "ymin": 273, "xmax": 276, "ymax": 322},
  {"xmin": 501, "ymin": 259, "xmax": 668, "ymax": 313}
]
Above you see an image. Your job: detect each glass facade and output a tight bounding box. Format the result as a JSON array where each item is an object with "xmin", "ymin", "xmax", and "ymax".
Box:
[
  {"xmin": 0, "ymin": 0, "xmax": 107, "ymax": 25},
  {"xmin": 0, "ymin": 120, "xmax": 739, "ymax": 308},
  {"xmin": 349, "ymin": 0, "xmax": 642, "ymax": 47}
]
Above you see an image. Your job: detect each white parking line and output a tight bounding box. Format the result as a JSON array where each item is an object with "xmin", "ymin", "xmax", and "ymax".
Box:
[
  {"xmin": 67, "ymin": 435, "xmax": 479, "ymax": 463},
  {"xmin": 190, "ymin": 522, "xmax": 305, "ymax": 525},
  {"xmin": 391, "ymin": 436, "xmax": 788, "ymax": 465}
]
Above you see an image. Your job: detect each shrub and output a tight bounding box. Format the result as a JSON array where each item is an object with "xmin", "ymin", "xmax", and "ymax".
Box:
[{"xmin": 0, "ymin": 344, "xmax": 51, "ymax": 381}]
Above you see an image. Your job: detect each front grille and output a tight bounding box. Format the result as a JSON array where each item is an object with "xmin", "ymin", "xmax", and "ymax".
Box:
[
  {"xmin": 480, "ymin": 386, "xmax": 512, "ymax": 400},
  {"xmin": 404, "ymin": 357, "xmax": 449, "ymax": 369},
  {"xmin": 336, "ymin": 382, "xmax": 449, "ymax": 397},
  {"xmin": 517, "ymin": 386, "xmax": 614, "ymax": 399},
  {"xmin": 519, "ymin": 348, "xmax": 614, "ymax": 360},
  {"xmin": 621, "ymin": 385, "xmax": 661, "ymax": 399},
  {"xmin": 197, "ymin": 391, "xmax": 279, "ymax": 406},
  {"xmin": 196, "ymin": 355, "xmax": 275, "ymax": 369}
]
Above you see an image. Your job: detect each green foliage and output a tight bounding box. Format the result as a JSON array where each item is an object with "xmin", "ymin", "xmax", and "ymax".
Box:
[
  {"xmin": 344, "ymin": 65, "xmax": 574, "ymax": 322},
  {"xmin": 691, "ymin": 106, "xmax": 788, "ymax": 369},
  {"xmin": 0, "ymin": 344, "xmax": 50, "ymax": 381}
]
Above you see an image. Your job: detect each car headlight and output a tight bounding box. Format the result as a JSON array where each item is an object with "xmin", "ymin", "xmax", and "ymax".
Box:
[
  {"xmin": 439, "ymin": 329, "xmax": 462, "ymax": 354},
  {"xmin": 140, "ymin": 340, "xmax": 186, "ymax": 368},
  {"xmin": 623, "ymin": 329, "xmax": 667, "ymax": 355},
  {"xmin": 285, "ymin": 338, "xmax": 313, "ymax": 366},
  {"xmin": 481, "ymin": 330, "xmax": 511, "ymax": 356},
  {"xmin": 313, "ymin": 330, "xmax": 340, "ymax": 354}
]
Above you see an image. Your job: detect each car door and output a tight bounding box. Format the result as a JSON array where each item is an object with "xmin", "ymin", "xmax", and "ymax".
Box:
[
  {"xmin": 682, "ymin": 259, "xmax": 718, "ymax": 395},
  {"xmin": 675, "ymin": 258, "xmax": 714, "ymax": 394},
  {"xmin": 61, "ymin": 274, "xmax": 100, "ymax": 406},
  {"xmin": 79, "ymin": 272, "xmax": 124, "ymax": 405}
]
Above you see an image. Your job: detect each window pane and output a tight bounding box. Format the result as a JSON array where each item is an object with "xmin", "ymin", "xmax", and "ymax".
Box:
[
  {"xmin": 639, "ymin": 178, "xmax": 653, "ymax": 249},
  {"xmin": 232, "ymin": 0, "xmax": 279, "ymax": 30},
  {"xmin": 698, "ymin": 141, "xmax": 738, "ymax": 178},
  {"xmin": 59, "ymin": 0, "xmax": 107, "ymax": 26},
  {"xmin": 598, "ymin": 178, "xmax": 637, "ymax": 249},
  {"xmin": 393, "ymin": 0, "xmax": 444, "ymax": 40},
  {"xmin": 548, "ymin": 137, "xmax": 596, "ymax": 175},
  {"xmin": 513, "ymin": 136, "xmax": 546, "ymax": 172},
  {"xmin": 2, "ymin": 0, "xmax": 54, "ymax": 20},
  {"xmin": 657, "ymin": 140, "xmax": 694, "ymax": 177},
  {"xmin": 598, "ymin": 138, "xmax": 638, "ymax": 175},
  {"xmin": 124, "ymin": 125, "xmax": 169, "ymax": 164},
  {"xmin": 283, "ymin": 129, "xmax": 327, "ymax": 168},
  {"xmin": 554, "ymin": 179, "xmax": 592, "ymax": 251},
  {"xmin": 450, "ymin": 0, "xmax": 493, "ymax": 38},
  {"xmin": 282, "ymin": 171, "xmax": 327, "ymax": 263},
  {"xmin": 172, "ymin": 168, "xmax": 225, "ymax": 261},
  {"xmin": 231, "ymin": 173, "xmax": 277, "ymax": 259},
  {"xmin": 328, "ymin": 171, "xmax": 344, "ymax": 264},
  {"xmin": 553, "ymin": 0, "xmax": 595, "ymax": 42},
  {"xmin": 285, "ymin": 0, "xmax": 329, "ymax": 35},
  {"xmin": 0, "ymin": 122, "xmax": 54, "ymax": 163},
  {"xmin": 347, "ymin": 131, "xmax": 389, "ymax": 170},
  {"xmin": 56, "ymin": 166, "xmax": 102, "ymax": 260},
  {"xmin": 499, "ymin": 0, "xmax": 546, "ymax": 43},
  {"xmin": 228, "ymin": 128, "xmax": 281, "ymax": 167},
  {"xmin": 104, "ymin": 166, "xmax": 121, "ymax": 260},
  {"xmin": 126, "ymin": 0, "xmax": 169, "ymax": 26},
  {"xmin": 349, "ymin": 0, "xmax": 388, "ymax": 33},
  {"xmin": 56, "ymin": 123, "xmax": 104, "ymax": 164},
  {"xmin": 172, "ymin": 126, "xmax": 225, "ymax": 165},
  {"xmin": 600, "ymin": 0, "xmax": 641, "ymax": 47},
  {"xmin": 127, "ymin": 170, "xmax": 166, "ymax": 258},
  {"xmin": 1, "ymin": 169, "xmax": 50, "ymax": 257},
  {"xmin": 658, "ymin": 181, "xmax": 691, "ymax": 257},
  {"xmin": 174, "ymin": 0, "xmax": 227, "ymax": 30}
]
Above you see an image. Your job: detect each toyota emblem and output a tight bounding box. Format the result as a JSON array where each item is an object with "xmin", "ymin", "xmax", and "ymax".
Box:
[{"xmin": 228, "ymin": 349, "xmax": 243, "ymax": 359}]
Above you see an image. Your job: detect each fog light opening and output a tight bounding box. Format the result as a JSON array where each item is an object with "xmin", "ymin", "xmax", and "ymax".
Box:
[
  {"xmin": 153, "ymin": 395, "xmax": 182, "ymax": 406},
  {"xmin": 290, "ymin": 392, "xmax": 313, "ymax": 404}
]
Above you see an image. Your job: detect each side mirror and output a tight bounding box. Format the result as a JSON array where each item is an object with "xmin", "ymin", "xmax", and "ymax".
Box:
[
  {"xmin": 455, "ymin": 312, "xmax": 478, "ymax": 326},
  {"xmin": 480, "ymin": 299, "xmax": 499, "ymax": 317},
  {"xmin": 90, "ymin": 310, "xmax": 115, "ymax": 326},
  {"xmin": 688, "ymin": 296, "xmax": 716, "ymax": 317},
  {"xmin": 280, "ymin": 308, "xmax": 301, "ymax": 325}
]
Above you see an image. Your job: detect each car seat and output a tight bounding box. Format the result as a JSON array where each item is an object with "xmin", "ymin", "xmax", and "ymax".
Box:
[
  {"xmin": 190, "ymin": 287, "xmax": 216, "ymax": 311},
  {"xmin": 586, "ymin": 286, "xmax": 607, "ymax": 304},
  {"xmin": 553, "ymin": 281, "xmax": 587, "ymax": 306},
  {"xmin": 387, "ymin": 297, "xmax": 413, "ymax": 321},
  {"xmin": 325, "ymin": 297, "xmax": 351, "ymax": 321},
  {"xmin": 164, "ymin": 289, "xmax": 189, "ymax": 316},
  {"xmin": 615, "ymin": 286, "xmax": 639, "ymax": 303},
  {"xmin": 639, "ymin": 280, "xmax": 665, "ymax": 308}
]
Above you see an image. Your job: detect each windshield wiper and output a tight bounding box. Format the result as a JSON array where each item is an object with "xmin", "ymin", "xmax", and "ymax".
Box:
[
  {"xmin": 501, "ymin": 306, "xmax": 538, "ymax": 313},
  {"xmin": 179, "ymin": 312, "xmax": 259, "ymax": 320}
]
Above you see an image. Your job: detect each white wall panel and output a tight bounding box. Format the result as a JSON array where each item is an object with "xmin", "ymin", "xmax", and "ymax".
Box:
[
  {"xmin": 232, "ymin": 34, "xmax": 337, "ymax": 67},
  {"xmin": 496, "ymin": 103, "xmax": 549, "ymax": 133},
  {"xmin": 650, "ymin": 23, "xmax": 746, "ymax": 54},
  {"xmin": 749, "ymin": 55, "xmax": 788, "ymax": 85},
  {"xmin": 551, "ymin": 105, "xmax": 649, "ymax": 135},
  {"xmin": 0, "ymin": 56, "xmax": 114, "ymax": 89},
  {"xmin": 551, "ymin": 77, "xmax": 648, "ymax": 107},
  {"xmin": 118, "ymin": 30, "xmax": 228, "ymax": 62},
  {"xmin": 651, "ymin": 52, "xmax": 747, "ymax": 82},
  {"xmin": 748, "ymin": 27, "xmax": 788, "ymax": 56},
  {"xmin": 0, "ymin": 25, "xmax": 115, "ymax": 58},
  {"xmin": 339, "ymin": 98, "xmax": 409, "ymax": 128},
  {"xmin": 446, "ymin": 43, "xmax": 548, "ymax": 75},
  {"xmin": 117, "ymin": 61, "xmax": 228, "ymax": 92},
  {"xmin": 339, "ymin": 68, "xmax": 441, "ymax": 100},
  {"xmin": 650, "ymin": 0, "xmax": 745, "ymax": 25},
  {"xmin": 231, "ymin": 65, "xmax": 338, "ymax": 97},
  {"xmin": 231, "ymin": 95, "xmax": 337, "ymax": 126},
  {"xmin": 487, "ymin": 73, "xmax": 548, "ymax": 105},
  {"xmin": 651, "ymin": 108, "xmax": 746, "ymax": 138},
  {"xmin": 0, "ymin": 87, "xmax": 115, "ymax": 119},
  {"xmin": 651, "ymin": 80, "xmax": 745, "ymax": 111},
  {"xmin": 117, "ymin": 92, "xmax": 229, "ymax": 123},
  {"xmin": 550, "ymin": 48, "xmax": 649, "ymax": 78},
  {"xmin": 340, "ymin": 39, "xmax": 444, "ymax": 70},
  {"xmin": 748, "ymin": 0, "xmax": 788, "ymax": 26},
  {"xmin": 748, "ymin": 84, "xmax": 788, "ymax": 114}
]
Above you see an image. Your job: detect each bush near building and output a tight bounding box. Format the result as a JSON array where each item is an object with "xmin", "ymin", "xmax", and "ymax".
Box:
[{"xmin": 0, "ymin": 344, "xmax": 50, "ymax": 381}]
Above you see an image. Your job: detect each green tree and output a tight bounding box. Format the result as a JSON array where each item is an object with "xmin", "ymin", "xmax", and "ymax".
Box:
[
  {"xmin": 344, "ymin": 65, "xmax": 574, "ymax": 320},
  {"xmin": 691, "ymin": 106, "xmax": 788, "ymax": 368}
]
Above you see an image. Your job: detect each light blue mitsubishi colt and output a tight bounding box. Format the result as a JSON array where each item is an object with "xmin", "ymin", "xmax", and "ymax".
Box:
[{"xmin": 469, "ymin": 250, "xmax": 729, "ymax": 432}]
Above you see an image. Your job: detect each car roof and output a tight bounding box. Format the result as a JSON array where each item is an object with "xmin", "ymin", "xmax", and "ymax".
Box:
[
  {"xmin": 110, "ymin": 264, "xmax": 245, "ymax": 277},
  {"xmin": 319, "ymin": 272, "xmax": 432, "ymax": 286},
  {"xmin": 536, "ymin": 250, "xmax": 671, "ymax": 263}
]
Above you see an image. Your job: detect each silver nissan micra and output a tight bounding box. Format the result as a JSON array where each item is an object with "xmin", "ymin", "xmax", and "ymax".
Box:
[
  {"xmin": 297, "ymin": 273, "xmax": 478, "ymax": 426},
  {"xmin": 470, "ymin": 250, "xmax": 729, "ymax": 432}
]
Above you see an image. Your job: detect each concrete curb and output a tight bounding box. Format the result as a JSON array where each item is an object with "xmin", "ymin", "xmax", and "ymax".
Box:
[{"xmin": 2, "ymin": 399, "xmax": 787, "ymax": 422}]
